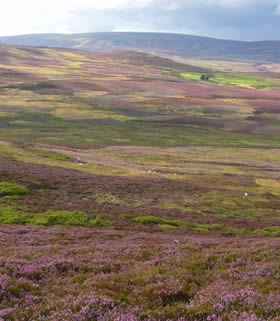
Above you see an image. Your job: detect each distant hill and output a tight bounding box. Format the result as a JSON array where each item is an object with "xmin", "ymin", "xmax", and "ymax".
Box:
[
  {"xmin": 0, "ymin": 43, "xmax": 205, "ymax": 75},
  {"xmin": 0, "ymin": 32, "xmax": 280, "ymax": 63}
]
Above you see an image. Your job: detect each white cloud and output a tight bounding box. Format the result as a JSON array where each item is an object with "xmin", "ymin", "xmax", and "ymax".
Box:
[
  {"xmin": 0, "ymin": 0, "xmax": 280, "ymax": 39},
  {"xmin": 163, "ymin": 3, "xmax": 181, "ymax": 11},
  {"xmin": 0, "ymin": 0, "xmax": 158, "ymax": 36},
  {"xmin": 18, "ymin": 0, "xmax": 155, "ymax": 11}
]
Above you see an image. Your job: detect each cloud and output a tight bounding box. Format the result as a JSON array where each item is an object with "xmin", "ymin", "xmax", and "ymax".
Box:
[
  {"xmin": 0, "ymin": 0, "xmax": 280, "ymax": 40},
  {"xmin": 275, "ymin": 3, "xmax": 280, "ymax": 14}
]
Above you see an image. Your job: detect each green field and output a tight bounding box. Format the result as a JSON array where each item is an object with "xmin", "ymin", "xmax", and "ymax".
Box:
[{"xmin": 180, "ymin": 71, "xmax": 280, "ymax": 88}]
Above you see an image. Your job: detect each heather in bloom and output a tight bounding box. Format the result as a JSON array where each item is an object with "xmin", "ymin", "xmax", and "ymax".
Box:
[{"xmin": 0, "ymin": 225, "xmax": 279, "ymax": 320}]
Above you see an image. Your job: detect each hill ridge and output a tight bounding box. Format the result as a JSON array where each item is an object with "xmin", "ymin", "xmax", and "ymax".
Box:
[{"xmin": 1, "ymin": 32, "xmax": 280, "ymax": 62}]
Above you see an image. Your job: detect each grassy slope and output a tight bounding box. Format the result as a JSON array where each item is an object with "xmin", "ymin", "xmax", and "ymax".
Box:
[
  {"xmin": 0, "ymin": 44, "xmax": 280, "ymax": 320},
  {"xmin": 1, "ymin": 32, "xmax": 280, "ymax": 62}
]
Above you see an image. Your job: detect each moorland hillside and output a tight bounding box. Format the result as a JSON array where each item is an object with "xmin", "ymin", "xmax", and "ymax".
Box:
[
  {"xmin": 0, "ymin": 42, "xmax": 280, "ymax": 321},
  {"xmin": 1, "ymin": 32, "xmax": 280, "ymax": 62}
]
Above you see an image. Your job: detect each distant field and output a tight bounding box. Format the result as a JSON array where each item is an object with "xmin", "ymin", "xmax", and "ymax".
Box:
[{"xmin": 180, "ymin": 71, "xmax": 280, "ymax": 89}]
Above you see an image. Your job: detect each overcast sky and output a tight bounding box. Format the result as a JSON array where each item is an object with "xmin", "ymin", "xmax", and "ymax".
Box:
[{"xmin": 1, "ymin": 0, "xmax": 280, "ymax": 40}]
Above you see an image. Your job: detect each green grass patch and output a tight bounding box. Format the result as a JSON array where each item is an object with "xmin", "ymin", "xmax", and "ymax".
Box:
[
  {"xmin": 132, "ymin": 215, "xmax": 186, "ymax": 229},
  {"xmin": 254, "ymin": 226, "xmax": 280, "ymax": 236},
  {"xmin": 215, "ymin": 208, "xmax": 255, "ymax": 217},
  {"xmin": 31, "ymin": 210, "xmax": 90, "ymax": 226},
  {"xmin": 0, "ymin": 182, "xmax": 28, "ymax": 196},
  {"xmin": 189, "ymin": 223, "xmax": 223, "ymax": 233},
  {"xmin": 2, "ymin": 195, "xmax": 20, "ymax": 201},
  {"xmin": 180, "ymin": 71, "xmax": 280, "ymax": 89},
  {"xmin": 0, "ymin": 207, "xmax": 90, "ymax": 226},
  {"xmin": 33, "ymin": 150, "xmax": 69, "ymax": 161}
]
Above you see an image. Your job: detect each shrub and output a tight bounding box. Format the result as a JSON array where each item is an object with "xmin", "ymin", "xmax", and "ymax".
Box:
[{"xmin": 200, "ymin": 72, "xmax": 215, "ymax": 81}]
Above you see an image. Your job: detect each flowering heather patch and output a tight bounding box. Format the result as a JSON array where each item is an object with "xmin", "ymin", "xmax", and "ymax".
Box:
[{"xmin": 0, "ymin": 225, "xmax": 279, "ymax": 320}]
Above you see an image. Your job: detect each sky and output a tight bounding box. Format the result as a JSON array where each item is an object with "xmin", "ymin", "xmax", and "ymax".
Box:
[{"xmin": 1, "ymin": 0, "xmax": 280, "ymax": 40}]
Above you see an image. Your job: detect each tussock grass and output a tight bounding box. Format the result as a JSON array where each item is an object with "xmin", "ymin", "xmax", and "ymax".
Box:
[
  {"xmin": 0, "ymin": 207, "xmax": 90, "ymax": 226},
  {"xmin": 0, "ymin": 182, "xmax": 28, "ymax": 196}
]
